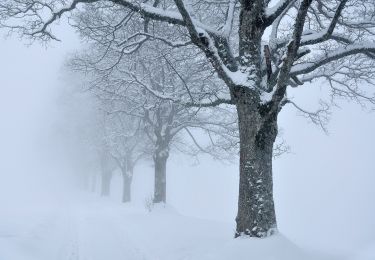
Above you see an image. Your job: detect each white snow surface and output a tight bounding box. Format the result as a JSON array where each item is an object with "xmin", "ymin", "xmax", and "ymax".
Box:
[{"xmin": 0, "ymin": 193, "xmax": 365, "ymax": 260}]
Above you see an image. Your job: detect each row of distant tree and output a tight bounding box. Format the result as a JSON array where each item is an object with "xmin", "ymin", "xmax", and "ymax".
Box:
[{"xmin": 59, "ymin": 42, "xmax": 238, "ymax": 206}]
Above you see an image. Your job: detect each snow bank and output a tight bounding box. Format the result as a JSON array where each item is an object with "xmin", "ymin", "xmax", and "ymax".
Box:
[{"xmin": 202, "ymin": 234, "xmax": 324, "ymax": 260}]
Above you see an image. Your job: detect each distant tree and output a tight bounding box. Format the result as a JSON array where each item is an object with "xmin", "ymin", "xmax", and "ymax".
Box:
[
  {"xmin": 98, "ymin": 147, "xmax": 115, "ymax": 196},
  {"xmin": 94, "ymin": 127, "xmax": 116, "ymax": 197},
  {"xmin": 104, "ymin": 113, "xmax": 149, "ymax": 203},
  {"xmin": 2, "ymin": 0, "xmax": 375, "ymax": 237},
  {"xmin": 54, "ymin": 83, "xmax": 108, "ymax": 193}
]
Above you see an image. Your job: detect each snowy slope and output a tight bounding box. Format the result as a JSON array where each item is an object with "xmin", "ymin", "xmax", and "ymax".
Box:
[{"xmin": 0, "ymin": 194, "xmax": 364, "ymax": 260}]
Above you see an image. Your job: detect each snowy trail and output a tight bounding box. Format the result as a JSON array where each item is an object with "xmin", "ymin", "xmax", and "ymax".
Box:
[
  {"xmin": 0, "ymin": 194, "xmax": 360, "ymax": 260},
  {"xmin": 50, "ymin": 201, "xmax": 152, "ymax": 260},
  {"xmin": 68, "ymin": 206, "xmax": 148, "ymax": 260},
  {"xmin": 0, "ymin": 197, "xmax": 150, "ymax": 260},
  {"xmin": 0, "ymin": 196, "xmax": 227, "ymax": 260}
]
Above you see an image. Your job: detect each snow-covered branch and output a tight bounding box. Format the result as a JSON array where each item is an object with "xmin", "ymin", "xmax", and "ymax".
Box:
[{"xmin": 291, "ymin": 43, "xmax": 375, "ymax": 76}]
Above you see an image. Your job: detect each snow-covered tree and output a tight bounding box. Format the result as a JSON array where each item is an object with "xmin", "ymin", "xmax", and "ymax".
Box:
[
  {"xmin": 95, "ymin": 113, "xmax": 117, "ymax": 197},
  {"xmin": 54, "ymin": 80, "xmax": 112, "ymax": 194},
  {"xmin": 104, "ymin": 113, "xmax": 149, "ymax": 202}
]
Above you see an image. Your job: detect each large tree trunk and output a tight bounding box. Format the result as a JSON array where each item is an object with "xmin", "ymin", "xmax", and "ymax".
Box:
[
  {"xmin": 100, "ymin": 171, "xmax": 111, "ymax": 196},
  {"xmin": 234, "ymin": 89, "xmax": 278, "ymax": 238},
  {"xmin": 153, "ymin": 150, "xmax": 168, "ymax": 203}
]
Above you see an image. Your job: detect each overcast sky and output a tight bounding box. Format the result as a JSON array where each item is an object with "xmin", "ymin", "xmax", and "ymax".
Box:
[{"xmin": 0, "ymin": 25, "xmax": 374, "ymax": 256}]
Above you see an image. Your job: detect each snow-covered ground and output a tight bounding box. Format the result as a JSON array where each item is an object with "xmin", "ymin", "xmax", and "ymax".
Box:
[{"xmin": 2, "ymin": 193, "xmax": 370, "ymax": 260}]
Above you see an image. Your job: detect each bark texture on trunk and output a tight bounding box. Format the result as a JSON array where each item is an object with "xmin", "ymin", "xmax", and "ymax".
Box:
[
  {"xmin": 233, "ymin": 3, "xmax": 279, "ymax": 236},
  {"xmin": 234, "ymin": 88, "xmax": 278, "ymax": 238},
  {"xmin": 153, "ymin": 151, "xmax": 168, "ymax": 203},
  {"xmin": 100, "ymin": 172, "xmax": 111, "ymax": 196}
]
